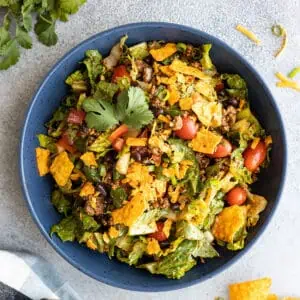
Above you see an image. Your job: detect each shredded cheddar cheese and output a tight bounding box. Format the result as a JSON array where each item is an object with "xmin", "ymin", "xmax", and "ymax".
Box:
[
  {"xmin": 236, "ymin": 24, "xmax": 261, "ymax": 45},
  {"xmin": 275, "ymin": 72, "xmax": 300, "ymax": 92}
]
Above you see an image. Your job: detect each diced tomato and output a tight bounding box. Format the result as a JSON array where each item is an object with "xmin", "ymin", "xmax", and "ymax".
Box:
[
  {"xmin": 209, "ymin": 139, "xmax": 232, "ymax": 158},
  {"xmin": 67, "ymin": 109, "xmax": 86, "ymax": 125},
  {"xmin": 112, "ymin": 138, "xmax": 125, "ymax": 152},
  {"xmin": 215, "ymin": 81, "xmax": 225, "ymax": 92},
  {"xmin": 148, "ymin": 222, "xmax": 167, "ymax": 242},
  {"xmin": 112, "ymin": 65, "xmax": 130, "ymax": 83},
  {"xmin": 174, "ymin": 116, "xmax": 198, "ymax": 140},
  {"xmin": 109, "ymin": 124, "xmax": 129, "ymax": 143},
  {"xmin": 56, "ymin": 133, "xmax": 76, "ymax": 154},
  {"xmin": 226, "ymin": 186, "xmax": 247, "ymax": 206},
  {"xmin": 243, "ymin": 141, "xmax": 267, "ymax": 172}
]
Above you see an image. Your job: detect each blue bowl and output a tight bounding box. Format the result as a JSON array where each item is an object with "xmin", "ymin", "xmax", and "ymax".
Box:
[{"xmin": 20, "ymin": 22, "xmax": 286, "ymax": 291}]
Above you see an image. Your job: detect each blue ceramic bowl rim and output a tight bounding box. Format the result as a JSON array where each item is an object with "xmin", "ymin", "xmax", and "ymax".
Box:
[{"xmin": 19, "ymin": 22, "xmax": 287, "ymax": 292}]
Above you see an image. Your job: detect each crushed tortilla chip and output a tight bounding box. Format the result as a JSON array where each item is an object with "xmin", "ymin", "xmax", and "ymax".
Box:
[
  {"xmin": 35, "ymin": 147, "xmax": 50, "ymax": 176},
  {"xmin": 80, "ymin": 152, "xmax": 97, "ymax": 167},
  {"xmin": 149, "ymin": 43, "xmax": 177, "ymax": 61},
  {"xmin": 153, "ymin": 62, "xmax": 160, "ymax": 74},
  {"xmin": 189, "ymin": 128, "xmax": 222, "ymax": 154},
  {"xmin": 122, "ymin": 162, "xmax": 153, "ymax": 188},
  {"xmin": 168, "ymin": 84, "xmax": 180, "ymax": 105},
  {"xmin": 236, "ymin": 24, "xmax": 261, "ymax": 45},
  {"xmin": 169, "ymin": 59, "xmax": 210, "ymax": 80},
  {"xmin": 70, "ymin": 169, "xmax": 86, "ymax": 181},
  {"xmin": 246, "ymin": 192, "xmax": 267, "ymax": 227},
  {"xmin": 153, "ymin": 179, "xmax": 167, "ymax": 198},
  {"xmin": 50, "ymin": 151, "xmax": 74, "ymax": 187},
  {"xmin": 212, "ymin": 205, "xmax": 247, "ymax": 243},
  {"xmin": 146, "ymin": 238, "xmax": 161, "ymax": 255},
  {"xmin": 229, "ymin": 277, "xmax": 272, "ymax": 300},
  {"xmin": 251, "ymin": 137, "xmax": 260, "ymax": 149},
  {"xmin": 192, "ymin": 100, "xmax": 222, "ymax": 127},
  {"xmin": 179, "ymin": 97, "xmax": 193, "ymax": 110},
  {"xmin": 80, "ymin": 181, "xmax": 95, "ymax": 197},
  {"xmin": 112, "ymin": 192, "xmax": 147, "ymax": 226},
  {"xmin": 108, "ymin": 226, "xmax": 120, "ymax": 239},
  {"xmin": 162, "ymin": 219, "xmax": 173, "ymax": 238},
  {"xmin": 178, "ymin": 160, "xmax": 193, "ymax": 179},
  {"xmin": 157, "ymin": 75, "xmax": 177, "ymax": 85},
  {"xmin": 168, "ymin": 185, "xmax": 181, "ymax": 203},
  {"xmin": 160, "ymin": 65, "xmax": 175, "ymax": 76},
  {"xmin": 195, "ymin": 81, "xmax": 217, "ymax": 101},
  {"xmin": 179, "ymin": 199, "xmax": 209, "ymax": 226},
  {"xmin": 126, "ymin": 137, "xmax": 147, "ymax": 147}
]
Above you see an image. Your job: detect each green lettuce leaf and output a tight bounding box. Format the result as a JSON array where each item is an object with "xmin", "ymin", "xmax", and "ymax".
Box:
[
  {"xmin": 93, "ymin": 81, "xmax": 119, "ymax": 101},
  {"xmin": 50, "ymin": 215, "xmax": 78, "ymax": 242},
  {"xmin": 117, "ymin": 240, "xmax": 146, "ymax": 266},
  {"xmin": 83, "ymin": 50, "xmax": 103, "ymax": 91},
  {"xmin": 88, "ymin": 132, "xmax": 111, "ymax": 155},
  {"xmin": 51, "ymin": 190, "xmax": 71, "ymax": 216},
  {"xmin": 221, "ymin": 73, "xmax": 248, "ymax": 99},
  {"xmin": 129, "ymin": 42, "xmax": 149, "ymax": 59},
  {"xmin": 79, "ymin": 210, "xmax": 100, "ymax": 231},
  {"xmin": 176, "ymin": 220, "xmax": 203, "ymax": 240},
  {"xmin": 37, "ymin": 134, "xmax": 57, "ymax": 153},
  {"xmin": 200, "ymin": 44, "xmax": 213, "ymax": 70},
  {"xmin": 203, "ymin": 192, "xmax": 224, "ymax": 230},
  {"xmin": 110, "ymin": 187, "xmax": 128, "ymax": 209},
  {"xmin": 230, "ymin": 148, "xmax": 253, "ymax": 184},
  {"xmin": 65, "ymin": 70, "xmax": 88, "ymax": 93}
]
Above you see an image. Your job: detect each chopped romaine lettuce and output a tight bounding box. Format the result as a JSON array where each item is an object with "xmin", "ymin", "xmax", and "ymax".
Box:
[
  {"xmin": 221, "ymin": 73, "xmax": 248, "ymax": 99},
  {"xmin": 37, "ymin": 134, "xmax": 57, "ymax": 153},
  {"xmin": 110, "ymin": 187, "xmax": 128, "ymax": 209},
  {"xmin": 176, "ymin": 220, "xmax": 204, "ymax": 240},
  {"xmin": 93, "ymin": 81, "xmax": 119, "ymax": 102},
  {"xmin": 79, "ymin": 209, "xmax": 100, "ymax": 232},
  {"xmin": 50, "ymin": 215, "xmax": 78, "ymax": 242},
  {"xmin": 65, "ymin": 70, "xmax": 88, "ymax": 93},
  {"xmin": 51, "ymin": 189, "xmax": 71, "ymax": 216},
  {"xmin": 230, "ymin": 148, "xmax": 253, "ymax": 184},
  {"xmin": 129, "ymin": 42, "xmax": 149, "ymax": 59},
  {"xmin": 83, "ymin": 50, "xmax": 103, "ymax": 91},
  {"xmin": 200, "ymin": 44, "xmax": 213, "ymax": 70},
  {"xmin": 117, "ymin": 240, "xmax": 146, "ymax": 265},
  {"xmin": 88, "ymin": 132, "xmax": 111, "ymax": 155}
]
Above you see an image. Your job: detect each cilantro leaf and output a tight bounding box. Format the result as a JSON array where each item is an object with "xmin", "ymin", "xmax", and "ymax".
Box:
[
  {"xmin": 34, "ymin": 15, "xmax": 58, "ymax": 46},
  {"xmin": 16, "ymin": 26, "xmax": 32, "ymax": 49},
  {"xmin": 116, "ymin": 87, "xmax": 154, "ymax": 129},
  {"xmin": 83, "ymin": 98, "xmax": 119, "ymax": 131},
  {"xmin": 21, "ymin": 1, "xmax": 34, "ymax": 32},
  {"xmin": 51, "ymin": 0, "xmax": 86, "ymax": 21},
  {"xmin": 0, "ymin": 27, "xmax": 20, "ymax": 70}
]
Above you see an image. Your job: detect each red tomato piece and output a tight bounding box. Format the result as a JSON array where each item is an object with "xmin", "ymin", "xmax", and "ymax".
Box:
[
  {"xmin": 67, "ymin": 109, "xmax": 86, "ymax": 125},
  {"xmin": 148, "ymin": 222, "xmax": 167, "ymax": 242},
  {"xmin": 225, "ymin": 186, "xmax": 247, "ymax": 206},
  {"xmin": 112, "ymin": 138, "xmax": 125, "ymax": 152},
  {"xmin": 109, "ymin": 124, "xmax": 129, "ymax": 143},
  {"xmin": 209, "ymin": 139, "xmax": 232, "ymax": 158},
  {"xmin": 174, "ymin": 116, "xmax": 198, "ymax": 140},
  {"xmin": 215, "ymin": 81, "xmax": 225, "ymax": 92},
  {"xmin": 243, "ymin": 141, "xmax": 267, "ymax": 172},
  {"xmin": 56, "ymin": 133, "xmax": 76, "ymax": 154},
  {"xmin": 112, "ymin": 65, "xmax": 130, "ymax": 83}
]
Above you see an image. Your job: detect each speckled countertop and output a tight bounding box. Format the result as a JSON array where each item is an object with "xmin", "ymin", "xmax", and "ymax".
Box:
[{"xmin": 0, "ymin": 0, "xmax": 300, "ymax": 299}]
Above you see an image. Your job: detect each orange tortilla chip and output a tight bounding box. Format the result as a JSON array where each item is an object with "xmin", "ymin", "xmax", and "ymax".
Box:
[
  {"xmin": 160, "ymin": 65, "xmax": 175, "ymax": 76},
  {"xmin": 150, "ymin": 43, "xmax": 177, "ymax": 61},
  {"xmin": 111, "ymin": 192, "xmax": 147, "ymax": 226},
  {"xmin": 179, "ymin": 97, "xmax": 193, "ymax": 110},
  {"xmin": 168, "ymin": 84, "xmax": 180, "ymax": 105},
  {"xmin": 229, "ymin": 277, "xmax": 272, "ymax": 300},
  {"xmin": 146, "ymin": 238, "xmax": 161, "ymax": 255},
  {"xmin": 126, "ymin": 137, "xmax": 147, "ymax": 147},
  {"xmin": 50, "ymin": 151, "xmax": 74, "ymax": 186},
  {"xmin": 80, "ymin": 152, "xmax": 97, "ymax": 167},
  {"xmin": 80, "ymin": 182, "xmax": 95, "ymax": 197},
  {"xmin": 35, "ymin": 147, "xmax": 50, "ymax": 176},
  {"xmin": 212, "ymin": 205, "xmax": 247, "ymax": 243}
]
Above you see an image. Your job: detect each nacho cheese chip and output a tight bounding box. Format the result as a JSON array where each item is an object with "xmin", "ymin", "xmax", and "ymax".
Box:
[
  {"xmin": 212, "ymin": 205, "xmax": 247, "ymax": 243},
  {"xmin": 35, "ymin": 147, "xmax": 50, "ymax": 176},
  {"xmin": 179, "ymin": 97, "xmax": 193, "ymax": 110},
  {"xmin": 168, "ymin": 84, "xmax": 180, "ymax": 105},
  {"xmin": 126, "ymin": 137, "xmax": 147, "ymax": 147},
  {"xmin": 80, "ymin": 152, "xmax": 98, "ymax": 167},
  {"xmin": 170, "ymin": 59, "xmax": 210, "ymax": 80},
  {"xmin": 192, "ymin": 100, "xmax": 222, "ymax": 127},
  {"xmin": 229, "ymin": 277, "xmax": 272, "ymax": 300},
  {"xmin": 150, "ymin": 43, "xmax": 177, "ymax": 61},
  {"xmin": 79, "ymin": 181, "xmax": 95, "ymax": 197},
  {"xmin": 189, "ymin": 128, "xmax": 222, "ymax": 154},
  {"xmin": 160, "ymin": 65, "xmax": 175, "ymax": 76},
  {"xmin": 50, "ymin": 151, "xmax": 74, "ymax": 186},
  {"xmin": 112, "ymin": 192, "xmax": 147, "ymax": 226},
  {"xmin": 146, "ymin": 238, "xmax": 161, "ymax": 255}
]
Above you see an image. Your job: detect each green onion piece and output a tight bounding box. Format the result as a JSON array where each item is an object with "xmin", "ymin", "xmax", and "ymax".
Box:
[
  {"xmin": 157, "ymin": 89, "xmax": 170, "ymax": 102},
  {"xmin": 147, "ymin": 165, "xmax": 156, "ymax": 172},
  {"xmin": 288, "ymin": 67, "xmax": 300, "ymax": 79},
  {"xmin": 176, "ymin": 42, "xmax": 187, "ymax": 52},
  {"xmin": 170, "ymin": 175, "xmax": 177, "ymax": 186},
  {"xmin": 99, "ymin": 164, "xmax": 107, "ymax": 177},
  {"xmin": 272, "ymin": 24, "xmax": 284, "ymax": 37}
]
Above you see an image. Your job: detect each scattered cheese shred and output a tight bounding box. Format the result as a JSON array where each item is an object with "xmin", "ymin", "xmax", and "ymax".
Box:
[
  {"xmin": 126, "ymin": 137, "xmax": 147, "ymax": 147},
  {"xmin": 149, "ymin": 43, "xmax": 177, "ymax": 61},
  {"xmin": 169, "ymin": 59, "xmax": 210, "ymax": 80},
  {"xmin": 162, "ymin": 219, "xmax": 173, "ymax": 238},
  {"xmin": 272, "ymin": 24, "xmax": 288, "ymax": 58},
  {"xmin": 108, "ymin": 226, "xmax": 120, "ymax": 239},
  {"xmin": 275, "ymin": 72, "xmax": 300, "ymax": 92},
  {"xmin": 288, "ymin": 67, "xmax": 300, "ymax": 79},
  {"xmin": 192, "ymin": 100, "xmax": 222, "ymax": 127},
  {"xmin": 35, "ymin": 147, "xmax": 50, "ymax": 176},
  {"xmin": 265, "ymin": 135, "xmax": 273, "ymax": 147},
  {"xmin": 236, "ymin": 24, "xmax": 261, "ymax": 45}
]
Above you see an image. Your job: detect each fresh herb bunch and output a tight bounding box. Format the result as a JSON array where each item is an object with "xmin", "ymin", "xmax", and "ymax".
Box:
[{"xmin": 0, "ymin": 0, "xmax": 86, "ymax": 70}]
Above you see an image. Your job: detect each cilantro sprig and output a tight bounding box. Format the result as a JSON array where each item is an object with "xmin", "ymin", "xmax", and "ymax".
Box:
[
  {"xmin": 0, "ymin": 0, "xmax": 86, "ymax": 70},
  {"xmin": 83, "ymin": 87, "xmax": 154, "ymax": 131}
]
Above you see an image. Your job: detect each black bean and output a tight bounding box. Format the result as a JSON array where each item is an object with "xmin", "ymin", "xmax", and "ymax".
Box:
[
  {"xmin": 227, "ymin": 98, "xmax": 239, "ymax": 108},
  {"xmin": 159, "ymin": 240, "xmax": 170, "ymax": 248},
  {"xmin": 171, "ymin": 203, "xmax": 180, "ymax": 211},
  {"xmin": 131, "ymin": 151, "xmax": 142, "ymax": 162},
  {"xmin": 95, "ymin": 183, "xmax": 107, "ymax": 197}
]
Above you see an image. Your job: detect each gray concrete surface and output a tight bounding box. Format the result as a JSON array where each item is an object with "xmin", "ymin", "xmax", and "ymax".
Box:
[{"xmin": 0, "ymin": 0, "xmax": 300, "ymax": 298}]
